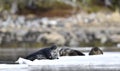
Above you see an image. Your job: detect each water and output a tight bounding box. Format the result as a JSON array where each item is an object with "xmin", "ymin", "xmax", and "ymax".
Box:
[{"xmin": 0, "ymin": 52, "xmax": 120, "ymax": 71}]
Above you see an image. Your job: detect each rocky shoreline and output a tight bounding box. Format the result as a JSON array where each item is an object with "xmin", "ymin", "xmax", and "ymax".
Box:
[{"xmin": 0, "ymin": 12, "xmax": 120, "ymax": 47}]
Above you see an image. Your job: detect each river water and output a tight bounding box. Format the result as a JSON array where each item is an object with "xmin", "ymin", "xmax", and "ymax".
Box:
[{"xmin": 0, "ymin": 52, "xmax": 120, "ymax": 71}]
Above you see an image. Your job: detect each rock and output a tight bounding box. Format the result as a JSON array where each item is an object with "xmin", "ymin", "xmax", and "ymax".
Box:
[
  {"xmin": 41, "ymin": 32, "xmax": 66, "ymax": 46},
  {"xmin": 109, "ymin": 34, "xmax": 120, "ymax": 43},
  {"xmin": 117, "ymin": 43, "xmax": 120, "ymax": 48},
  {"xmin": 69, "ymin": 38, "xmax": 79, "ymax": 47},
  {"xmin": 0, "ymin": 12, "xmax": 120, "ymax": 47},
  {"xmin": 95, "ymin": 32, "xmax": 108, "ymax": 44}
]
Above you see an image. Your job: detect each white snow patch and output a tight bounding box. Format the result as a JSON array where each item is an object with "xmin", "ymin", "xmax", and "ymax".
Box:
[
  {"xmin": 0, "ymin": 52, "xmax": 120, "ymax": 71},
  {"xmin": 16, "ymin": 52, "xmax": 120, "ymax": 66},
  {"xmin": 0, "ymin": 64, "xmax": 28, "ymax": 69}
]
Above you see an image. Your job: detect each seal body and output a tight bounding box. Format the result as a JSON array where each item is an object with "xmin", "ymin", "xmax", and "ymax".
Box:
[
  {"xmin": 25, "ymin": 45, "xmax": 59, "ymax": 61},
  {"xmin": 89, "ymin": 47, "xmax": 103, "ymax": 55},
  {"xmin": 59, "ymin": 48, "xmax": 85, "ymax": 56}
]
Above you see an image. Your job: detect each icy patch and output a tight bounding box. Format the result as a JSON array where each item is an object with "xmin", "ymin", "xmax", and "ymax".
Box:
[
  {"xmin": 16, "ymin": 52, "xmax": 120, "ymax": 66},
  {"xmin": 0, "ymin": 52, "xmax": 120, "ymax": 71},
  {"xmin": 0, "ymin": 64, "xmax": 28, "ymax": 69}
]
